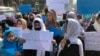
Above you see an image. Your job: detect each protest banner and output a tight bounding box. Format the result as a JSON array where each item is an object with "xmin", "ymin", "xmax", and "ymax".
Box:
[
  {"xmin": 77, "ymin": 0, "xmax": 100, "ymax": 14},
  {"xmin": 46, "ymin": 0, "xmax": 70, "ymax": 14},
  {"xmin": 9, "ymin": 27, "xmax": 22, "ymax": 37},
  {"xmin": 46, "ymin": 0, "xmax": 69, "ymax": 5},
  {"xmin": 84, "ymin": 32, "xmax": 100, "ymax": 51},
  {"xmin": 22, "ymin": 31, "xmax": 53, "ymax": 51},
  {"xmin": 18, "ymin": 4, "xmax": 32, "ymax": 14}
]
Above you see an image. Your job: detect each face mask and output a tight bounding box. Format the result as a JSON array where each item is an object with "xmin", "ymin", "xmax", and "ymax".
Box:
[{"xmin": 34, "ymin": 28, "xmax": 41, "ymax": 31}]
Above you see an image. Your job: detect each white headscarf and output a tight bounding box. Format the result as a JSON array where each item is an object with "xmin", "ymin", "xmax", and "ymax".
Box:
[
  {"xmin": 64, "ymin": 19, "xmax": 84, "ymax": 56},
  {"xmin": 64, "ymin": 19, "xmax": 81, "ymax": 39},
  {"xmin": 32, "ymin": 18, "xmax": 46, "ymax": 31},
  {"xmin": 32, "ymin": 18, "xmax": 48, "ymax": 56},
  {"xmin": 67, "ymin": 11, "xmax": 77, "ymax": 19},
  {"xmin": 36, "ymin": 14, "xmax": 42, "ymax": 18},
  {"xmin": 93, "ymin": 20, "xmax": 100, "ymax": 31}
]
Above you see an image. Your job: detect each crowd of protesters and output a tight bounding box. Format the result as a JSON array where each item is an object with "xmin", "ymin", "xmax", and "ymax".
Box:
[{"xmin": 0, "ymin": 7, "xmax": 100, "ymax": 56}]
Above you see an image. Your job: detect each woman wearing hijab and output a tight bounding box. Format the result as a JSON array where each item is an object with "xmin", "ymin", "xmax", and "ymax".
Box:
[
  {"xmin": 32, "ymin": 18, "xmax": 47, "ymax": 31},
  {"xmin": 17, "ymin": 18, "xmax": 28, "ymax": 30},
  {"xmin": 67, "ymin": 11, "xmax": 77, "ymax": 19},
  {"xmin": 58, "ymin": 19, "xmax": 84, "ymax": 56},
  {"xmin": 2, "ymin": 30, "xmax": 25, "ymax": 56},
  {"xmin": 86, "ymin": 13, "xmax": 100, "ymax": 56},
  {"xmin": 28, "ymin": 13, "xmax": 35, "ymax": 23},
  {"xmin": 66, "ymin": 12, "xmax": 85, "ymax": 47},
  {"xmin": 23, "ymin": 18, "xmax": 49, "ymax": 56},
  {"xmin": 33, "ymin": 18, "xmax": 48, "ymax": 56},
  {"xmin": 27, "ymin": 13, "xmax": 35, "ymax": 30},
  {"xmin": 86, "ymin": 13, "xmax": 100, "ymax": 31}
]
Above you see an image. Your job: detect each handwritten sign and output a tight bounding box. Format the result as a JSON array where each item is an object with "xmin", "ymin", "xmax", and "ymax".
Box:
[
  {"xmin": 22, "ymin": 31, "xmax": 53, "ymax": 51},
  {"xmin": 84, "ymin": 32, "xmax": 100, "ymax": 51}
]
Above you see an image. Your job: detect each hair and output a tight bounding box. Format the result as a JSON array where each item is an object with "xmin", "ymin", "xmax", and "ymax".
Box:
[
  {"xmin": 51, "ymin": 9, "xmax": 57, "ymax": 19},
  {"xmin": 46, "ymin": 11, "xmax": 57, "ymax": 27},
  {"xmin": 96, "ymin": 13, "xmax": 100, "ymax": 21},
  {"xmin": 17, "ymin": 19, "xmax": 28, "ymax": 30}
]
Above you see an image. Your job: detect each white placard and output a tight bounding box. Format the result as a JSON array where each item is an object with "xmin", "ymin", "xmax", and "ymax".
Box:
[
  {"xmin": 46, "ymin": 0, "xmax": 70, "ymax": 5},
  {"xmin": 46, "ymin": 0, "xmax": 70, "ymax": 14},
  {"xmin": 22, "ymin": 31, "xmax": 53, "ymax": 51},
  {"xmin": 48, "ymin": 4, "xmax": 66, "ymax": 14},
  {"xmin": 9, "ymin": 27, "xmax": 22, "ymax": 37},
  {"xmin": 84, "ymin": 32, "xmax": 100, "ymax": 51},
  {"xmin": 0, "ymin": 15, "xmax": 6, "ymax": 21}
]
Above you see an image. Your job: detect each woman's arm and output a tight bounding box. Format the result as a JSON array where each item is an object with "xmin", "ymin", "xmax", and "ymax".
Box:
[{"xmin": 16, "ymin": 38, "xmax": 25, "ymax": 44}]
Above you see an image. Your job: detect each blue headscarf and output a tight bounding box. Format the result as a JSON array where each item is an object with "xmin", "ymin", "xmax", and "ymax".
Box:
[
  {"xmin": 2, "ymin": 30, "xmax": 17, "ymax": 56},
  {"xmin": 3, "ymin": 30, "xmax": 16, "ymax": 49}
]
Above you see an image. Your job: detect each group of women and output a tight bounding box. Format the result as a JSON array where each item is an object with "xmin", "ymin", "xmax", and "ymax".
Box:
[{"xmin": 0, "ymin": 8, "xmax": 100, "ymax": 56}]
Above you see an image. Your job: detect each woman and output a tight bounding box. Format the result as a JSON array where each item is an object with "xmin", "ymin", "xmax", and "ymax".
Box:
[
  {"xmin": 46, "ymin": 10, "xmax": 63, "ymax": 56},
  {"xmin": 23, "ymin": 18, "xmax": 50, "ymax": 56},
  {"xmin": 2, "ymin": 30, "xmax": 25, "ymax": 56},
  {"xmin": 86, "ymin": 13, "xmax": 100, "ymax": 56},
  {"xmin": 46, "ymin": 10, "xmax": 62, "ymax": 44},
  {"xmin": 28, "ymin": 13, "xmax": 35, "ymax": 23},
  {"xmin": 16, "ymin": 19, "xmax": 28, "ymax": 30},
  {"xmin": 58, "ymin": 19, "xmax": 84, "ymax": 56},
  {"xmin": 86, "ymin": 13, "xmax": 100, "ymax": 31},
  {"xmin": 67, "ymin": 11, "xmax": 77, "ymax": 19},
  {"xmin": 67, "ymin": 12, "xmax": 85, "ymax": 46},
  {"xmin": 28, "ymin": 13, "xmax": 35, "ymax": 30}
]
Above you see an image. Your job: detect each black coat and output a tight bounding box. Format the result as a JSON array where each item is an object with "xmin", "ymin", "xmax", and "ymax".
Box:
[{"xmin": 86, "ymin": 24, "xmax": 96, "ymax": 32}]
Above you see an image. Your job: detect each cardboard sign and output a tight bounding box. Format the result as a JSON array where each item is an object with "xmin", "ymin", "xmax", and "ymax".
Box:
[{"xmin": 18, "ymin": 4, "xmax": 32, "ymax": 14}]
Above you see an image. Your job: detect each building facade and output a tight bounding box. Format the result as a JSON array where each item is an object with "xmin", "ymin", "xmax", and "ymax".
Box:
[{"xmin": 1, "ymin": 0, "xmax": 46, "ymax": 11}]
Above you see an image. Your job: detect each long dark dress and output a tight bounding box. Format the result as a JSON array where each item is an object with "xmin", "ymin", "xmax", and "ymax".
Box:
[
  {"xmin": 23, "ymin": 50, "xmax": 37, "ymax": 56},
  {"xmin": 59, "ymin": 40, "xmax": 80, "ymax": 56}
]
